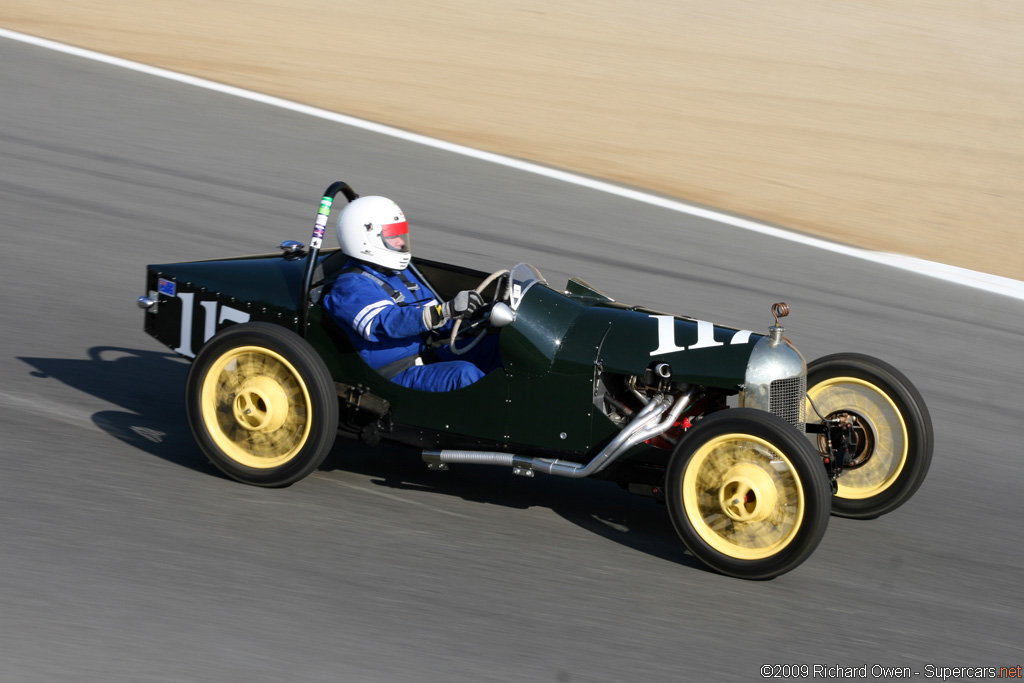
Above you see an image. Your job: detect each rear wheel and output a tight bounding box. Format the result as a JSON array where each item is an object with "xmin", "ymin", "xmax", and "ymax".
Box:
[
  {"xmin": 666, "ymin": 409, "xmax": 831, "ymax": 580},
  {"xmin": 806, "ymin": 353, "xmax": 932, "ymax": 519},
  {"xmin": 186, "ymin": 322, "xmax": 338, "ymax": 487}
]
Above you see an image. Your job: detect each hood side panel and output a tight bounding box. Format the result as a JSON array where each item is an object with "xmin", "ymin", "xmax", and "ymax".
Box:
[{"xmin": 570, "ymin": 306, "xmax": 762, "ymax": 390}]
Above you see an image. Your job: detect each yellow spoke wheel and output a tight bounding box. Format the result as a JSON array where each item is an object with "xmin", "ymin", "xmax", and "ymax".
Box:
[
  {"xmin": 806, "ymin": 377, "xmax": 907, "ymax": 500},
  {"xmin": 806, "ymin": 354, "xmax": 932, "ymax": 519},
  {"xmin": 186, "ymin": 323, "xmax": 339, "ymax": 487},
  {"xmin": 201, "ymin": 346, "xmax": 312, "ymax": 469},
  {"xmin": 667, "ymin": 409, "xmax": 831, "ymax": 580},
  {"xmin": 682, "ymin": 434, "xmax": 804, "ymax": 560}
]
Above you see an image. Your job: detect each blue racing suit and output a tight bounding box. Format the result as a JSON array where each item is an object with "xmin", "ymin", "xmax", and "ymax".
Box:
[{"xmin": 323, "ymin": 259, "xmax": 500, "ymax": 392}]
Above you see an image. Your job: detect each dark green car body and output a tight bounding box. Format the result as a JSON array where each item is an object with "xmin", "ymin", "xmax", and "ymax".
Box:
[
  {"xmin": 142, "ymin": 248, "xmax": 775, "ymax": 463},
  {"xmin": 137, "ymin": 183, "xmax": 934, "ymax": 580}
]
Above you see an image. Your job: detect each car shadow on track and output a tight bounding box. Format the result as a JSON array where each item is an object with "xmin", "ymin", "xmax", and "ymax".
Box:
[
  {"xmin": 18, "ymin": 347, "xmax": 708, "ymax": 572},
  {"xmin": 18, "ymin": 346, "xmax": 218, "ymax": 476},
  {"xmin": 322, "ymin": 437, "xmax": 711, "ymax": 572}
]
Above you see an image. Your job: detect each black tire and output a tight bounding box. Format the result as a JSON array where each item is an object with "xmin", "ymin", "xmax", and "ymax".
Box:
[
  {"xmin": 185, "ymin": 322, "xmax": 339, "ymax": 487},
  {"xmin": 806, "ymin": 353, "xmax": 932, "ymax": 519},
  {"xmin": 666, "ymin": 409, "xmax": 831, "ymax": 580}
]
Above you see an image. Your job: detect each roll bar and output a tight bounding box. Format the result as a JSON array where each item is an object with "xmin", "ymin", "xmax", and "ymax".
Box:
[{"xmin": 298, "ymin": 181, "xmax": 359, "ymax": 334}]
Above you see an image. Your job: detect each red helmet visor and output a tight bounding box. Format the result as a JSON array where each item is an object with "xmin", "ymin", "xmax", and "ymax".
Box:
[{"xmin": 381, "ymin": 220, "xmax": 410, "ymax": 252}]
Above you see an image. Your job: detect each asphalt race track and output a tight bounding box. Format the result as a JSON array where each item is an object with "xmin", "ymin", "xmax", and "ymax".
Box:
[{"xmin": 2, "ymin": 39, "xmax": 1022, "ymax": 682}]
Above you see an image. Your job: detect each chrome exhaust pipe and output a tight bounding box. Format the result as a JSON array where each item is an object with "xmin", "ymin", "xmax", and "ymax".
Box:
[{"xmin": 423, "ymin": 389, "xmax": 695, "ymax": 479}]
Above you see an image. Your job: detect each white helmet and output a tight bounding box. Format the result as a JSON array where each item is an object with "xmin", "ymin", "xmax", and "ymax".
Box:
[{"xmin": 336, "ymin": 196, "xmax": 411, "ymax": 271}]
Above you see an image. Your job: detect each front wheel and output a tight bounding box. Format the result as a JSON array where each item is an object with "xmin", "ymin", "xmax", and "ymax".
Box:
[
  {"xmin": 666, "ymin": 409, "xmax": 831, "ymax": 580},
  {"xmin": 806, "ymin": 353, "xmax": 933, "ymax": 519},
  {"xmin": 185, "ymin": 322, "xmax": 339, "ymax": 487}
]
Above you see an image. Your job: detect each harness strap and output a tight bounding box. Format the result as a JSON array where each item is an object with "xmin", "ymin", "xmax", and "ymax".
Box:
[
  {"xmin": 340, "ymin": 264, "xmax": 442, "ymax": 376},
  {"xmin": 374, "ymin": 349, "xmax": 439, "ymax": 379},
  {"xmin": 396, "ymin": 270, "xmax": 420, "ymax": 293},
  {"xmin": 341, "ymin": 266, "xmax": 406, "ymax": 305}
]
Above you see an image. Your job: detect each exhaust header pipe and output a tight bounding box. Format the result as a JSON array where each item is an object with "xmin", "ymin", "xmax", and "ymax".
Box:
[{"xmin": 423, "ymin": 389, "xmax": 695, "ymax": 479}]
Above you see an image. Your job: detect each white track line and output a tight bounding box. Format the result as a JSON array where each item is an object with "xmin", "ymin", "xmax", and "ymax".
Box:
[{"xmin": 3, "ymin": 27, "xmax": 1021, "ymax": 301}]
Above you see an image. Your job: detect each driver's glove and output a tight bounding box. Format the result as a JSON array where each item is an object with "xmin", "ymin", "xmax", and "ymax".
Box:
[{"xmin": 423, "ymin": 290, "xmax": 485, "ymax": 330}]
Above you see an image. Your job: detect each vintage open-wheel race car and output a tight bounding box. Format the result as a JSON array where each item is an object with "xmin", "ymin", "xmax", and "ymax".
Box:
[{"xmin": 137, "ymin": 182, "xmax": 933, "ymax": 579}]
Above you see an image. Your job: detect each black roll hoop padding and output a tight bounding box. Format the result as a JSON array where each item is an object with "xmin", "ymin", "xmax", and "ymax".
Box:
[{"xmin": 298, "ymin": 182, "xmax": 360, "ymax": 335}]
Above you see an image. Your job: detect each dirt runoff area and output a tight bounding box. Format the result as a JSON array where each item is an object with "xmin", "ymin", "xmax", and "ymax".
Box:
[{"xmin": 4, "ymin": 1, "xmax": 1022, "ymax": 280}]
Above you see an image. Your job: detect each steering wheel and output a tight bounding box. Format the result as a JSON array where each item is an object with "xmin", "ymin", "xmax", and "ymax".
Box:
[{"xmin": 448, "ymin": 268, "xmax": 510, "ymax": 356}]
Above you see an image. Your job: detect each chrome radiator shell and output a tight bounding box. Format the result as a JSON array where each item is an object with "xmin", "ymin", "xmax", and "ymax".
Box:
[{"xmin": 739, "ymin": 333, "xmax": 807, "ymax": 428}]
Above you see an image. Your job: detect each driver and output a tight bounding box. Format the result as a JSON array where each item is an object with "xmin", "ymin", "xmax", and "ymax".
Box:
[{"xmin": 323, "ymin": 195, "xmax": 501, "ymax": 392}]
